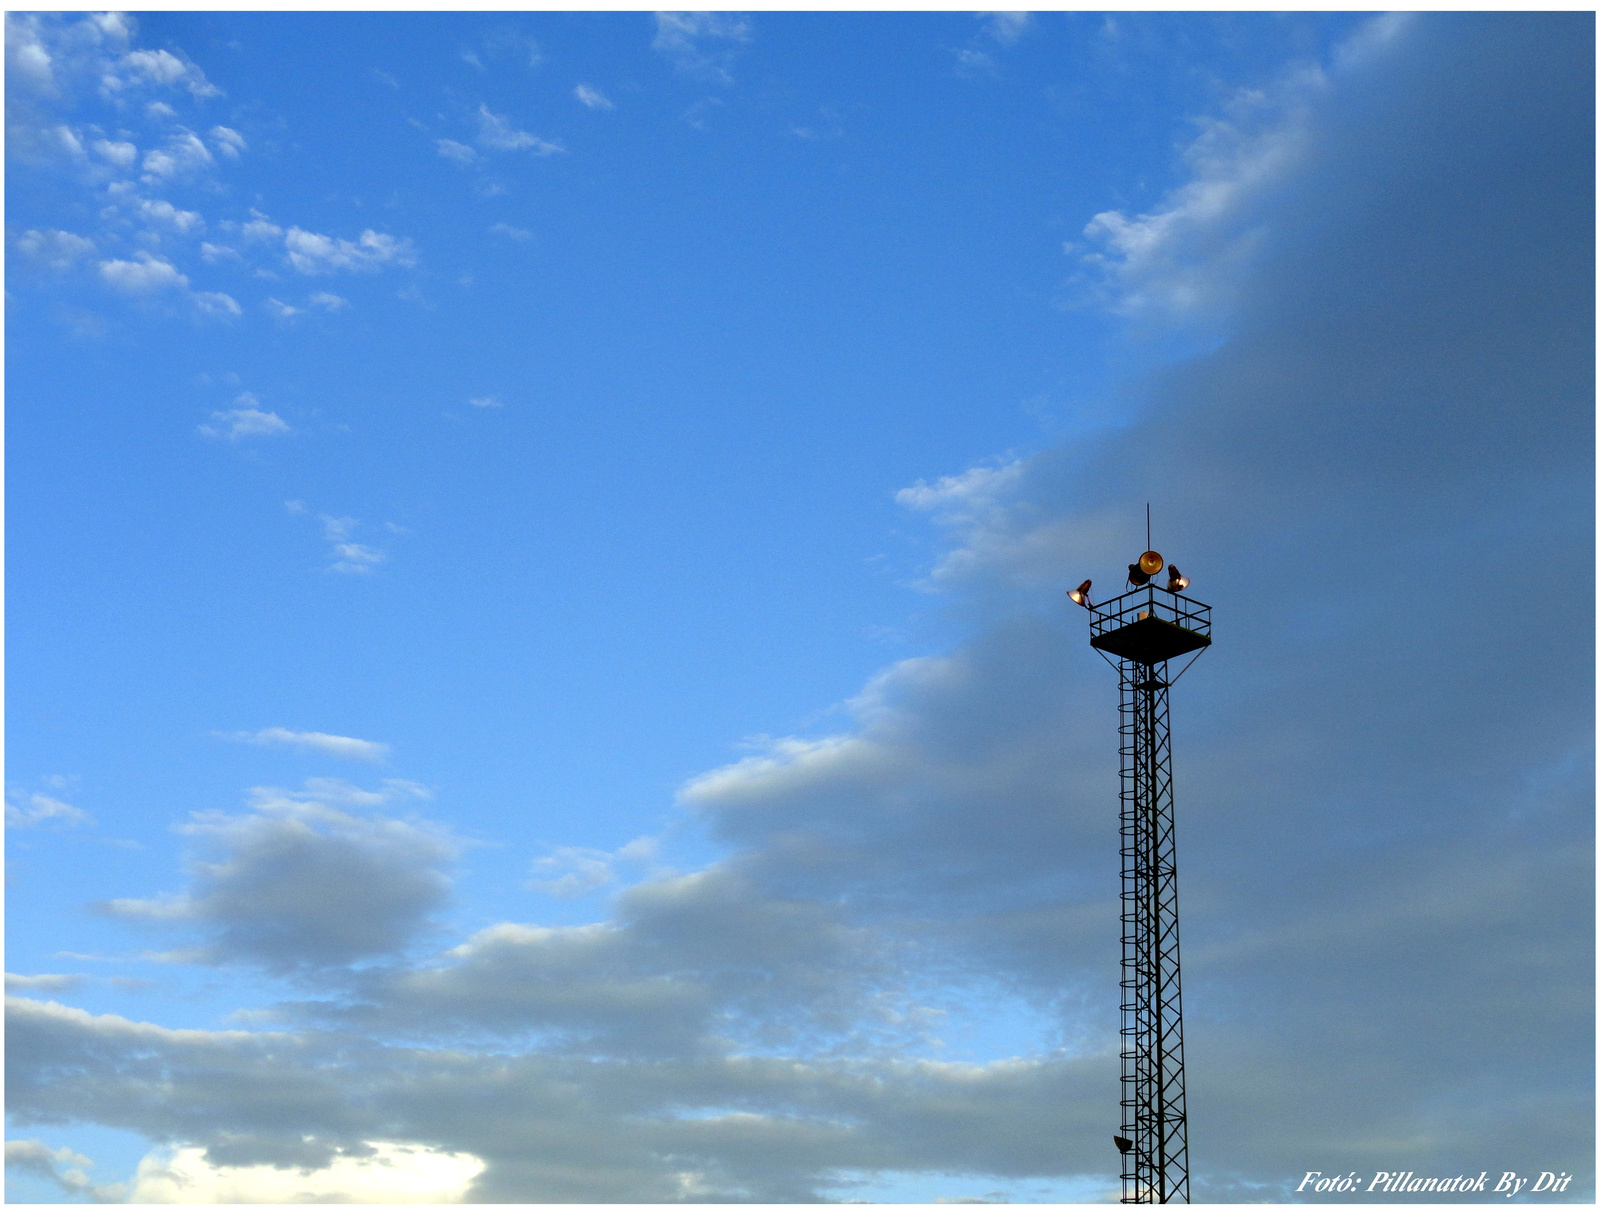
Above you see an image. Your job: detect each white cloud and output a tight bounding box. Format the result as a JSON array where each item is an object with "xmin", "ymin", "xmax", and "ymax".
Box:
[
  {"xmin": 284, "ymin": 226, "xmax": 418, "ymax": 275},
  {"xmin": 200, "ymin": 241, "xmax": 237, "ymax": 263},
  {"xmin": 331, "ymin": 543, "xmax": 385, "ymax": 573},
  {"xmin": 16, "ymin": 228, "xmax": 95, "ymax": 270},
  {"xmin": 6, "ymin": 792, "xmax": 94, "ymax": 829},
  {"xmin": 954, "ymin": 48, "xmax": 997, "ymax": 77},
  {"xmin": 126, "ymin": 1142, "xmax": 485, "ymax": 1204},
  {"xmin": 475, "ymin": 104, "xmax": 564, "ymax": 156},
  {"xmin": 436, "ymin": 138, "xmax": 477, "ymax": 164},
  {"xmin": 1076, "ymin": 64, "xmax": 1326, "ymax": 324},
  {"xmin": 199, "ymin": 407, "xmax": 289, "ymax": 441},
  {"xmin": 263, "ymin": 297, "xmax": 301, "ymax": 321},
  {"xmin": 314, "ymin": 515, "xmax": 389, "ymax": 573},
  {"xmin": 985, "ymin": 12, "xmax": 1032, "ymax": 46},
  {"xmin": 135, "ymin": 196, "xmax": 203, "ymax": 233},
  {"xmin": 99, "ymin": 251, "xmax": 186, "ymax": 293},
  {"xmin": 5, "ymin": 15, "xmax": 58, "ymax": 93},
  {"xmin": 573, "ymin": 84, "xmax": 614, "ymax": 111},
  {"xmin": 489, "ymin": 222, "xmax": 532, "ymax": 242},
  {"xmin": 309, "ymin": 290, "xmax": 349, "ymax": 311},
  {"xmin": 108, "ymin": 47, "xmax": 219, "ymax": 99},
  {"xmin": 240, "ymin": 210, "xmax": 283, "ymax": 242},
  {"xmin": 140, "ymin": 129, "xmax": 214, "ymax": 181},
  {"xmin": 209, "ymin": 125, "xmax": 245, "ymax": 158},
  {"xmin": 4, "ymin": 973, "xmax": 83, "ymax": 993},
  {"xmin": 193, "ymin": 291, "xmax": 241, "ymax": 319},
  {"xmin": 527, "ymin": 846, "xmax": 617, "ymax": 897},
  {"xmin": 222, "ymin": 727, "xmax": 390, "ymax": 764},
  {"xmin": 90, "ymin": 137, "xmax": 136, "ymax": 166},
  {"xmin": 469, "ymin": 395, "xmax": 503, "ymax": 408},
  {"xmin": 652, "ymin": 12, "xmax": 752, "ymax": 84}
]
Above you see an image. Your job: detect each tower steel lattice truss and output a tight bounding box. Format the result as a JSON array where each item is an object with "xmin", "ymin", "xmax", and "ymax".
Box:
[{"xmin": 1088, "ymin": 584, "xmax": 1211, "ymax": 1204}]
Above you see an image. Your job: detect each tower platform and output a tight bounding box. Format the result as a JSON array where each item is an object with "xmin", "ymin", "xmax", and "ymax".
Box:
[{"xmin": 1089, "ymin": 587, "xmax": 1212, "ymax": 667}]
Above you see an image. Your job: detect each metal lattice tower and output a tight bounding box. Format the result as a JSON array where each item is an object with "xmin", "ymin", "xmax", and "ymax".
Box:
[{"xmin": 1086, "ymin": 580, "xmax": 1211, "ymax": 1204}]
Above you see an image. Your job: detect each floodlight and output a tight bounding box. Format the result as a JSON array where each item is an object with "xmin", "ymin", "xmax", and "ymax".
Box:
[
  {"xmin": 1138, "ymin": 550, "xmax": 1164, "ymax": 576},
  {"xmin": 1115, "ymin": 1135, "xmax": 1133, "ymax": 1155},
  {"xmin": 1126, "ymin": 562, "xmax": 1150, "ymax": 588},
  {"xmin": 1166, "ymin": 565, "xmax": 1189, "ymax": 592},
  {"xmin": 1068, "ymin": 579, "xmax": 1093, "ymax": 609}
]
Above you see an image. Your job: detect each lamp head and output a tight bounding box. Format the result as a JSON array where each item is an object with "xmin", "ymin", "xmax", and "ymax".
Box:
[
  {"xmin": 1068, "ymin": 579, "xmax": 1093, "ymax": 608},
  {"xmin": 1127, "ymin": 562, "xmax": 1150, "ymax": 587},
  {"xmin": 1138, "ymin": 550, "xmax": 1164, "ymax": 576},
  {"xmin": 1166, "ymin": 565, "xmax": 1189, "ymax": 592}
]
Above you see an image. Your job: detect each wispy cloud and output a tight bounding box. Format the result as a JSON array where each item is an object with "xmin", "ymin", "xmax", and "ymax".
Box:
[
  {"xmin": 5, "ymin": 790, "xmax": 94, "ymax": 829},
  {"xmin": 5, "ymin": 973, "xmax": 84, "ymax": 993},
  {"xmin": 4, "ymin": 1139, "xmax": 125, "ymax": 1203},
  {"xmin": 221, "ymin": 728, "xmax": 390, "ymax": 764},
  {"xmin": 199, "ymin": 394, "xmax": 289, "ymax": 441},
  {"xmin": 652, "ymin": 12, "xmax": 752, "ymax": 84},
  {"xmin": 573, "ymin": 84, "xmax": 613, "ymax": 111},
  {"xmin": 488, "ymin": 223, "xmax": 532, "ymax": 242},
  {"xmin": 474, "ymin": 104, "xmax": 563, "ymax": 155},
  {"xmin": 320, "ymin": 515, "xmax": 386, "ymax": 574},
  {"xmin": 468, "ymin": 395, "xmax": 503, "ymax": 409}
]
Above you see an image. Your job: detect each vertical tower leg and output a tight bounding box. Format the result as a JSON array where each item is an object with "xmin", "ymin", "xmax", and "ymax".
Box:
[{"xmin": 1118, "ymin": 658, "xmax": 1189, "ymax": 1203}]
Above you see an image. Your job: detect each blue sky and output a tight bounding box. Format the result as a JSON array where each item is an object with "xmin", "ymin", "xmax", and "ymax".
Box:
[{"xmin": 5, "ymin": 10, "xmax": 1593, "ymax": 1205}]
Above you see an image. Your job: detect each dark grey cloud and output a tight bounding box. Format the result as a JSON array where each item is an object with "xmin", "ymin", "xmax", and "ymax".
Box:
[
  {"xmin": 101, "ymin": 780, "xmax": 457, "ymax": 971},
  {"xmin": 10, "ymin": 12, "xmax": 1591, "ymax": 1202}
]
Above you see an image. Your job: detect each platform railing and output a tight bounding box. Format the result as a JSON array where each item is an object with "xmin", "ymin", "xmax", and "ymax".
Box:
[{"xmin": 1089, "ymin": 585, "xmax": 1212, "ymax": 642}]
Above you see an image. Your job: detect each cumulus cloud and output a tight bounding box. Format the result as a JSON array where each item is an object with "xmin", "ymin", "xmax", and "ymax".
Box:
[
  {"xmin": 15, "ymin": 227, "xmax": 95, "ymax": 270},
  {"xmin": 109, "ymin": 47, "xmax": 219, "ymax": 98},
  {"xmin": 90, "ymin": 136, "xmax": 136, "ymax": 165},
  {"xmin": 100, "ymin": 779, "xmax": 454, "ymax": 970},
  {"xmin": 99, "ymin": 251, "xmax": 186, "ymax": 293},
  {"xmin": 573, "ymin": 83, "xmax": 613, "ymax": 111},
  {"xmin": 474, "ymin": 104, "xmax": 563, "ymax": 155},
  {"xmin": 134, "ymin": 196, "xmax": 203, "ymax": 233},
  {"xmin": 239, "ymin": 210, "xmax": 283, "ymax": 242},
  {"xmin": 126, "ymin": 1141, "xmax": 485, "ymax": 1203},
  {"xmin": 284, "ymin": 226, "xmax": 418, "ymax": 275},
  {"xmin": 140, "ymin": 129, "xmax": 214, "ymax": 181},
  {"xmin": 652, "ymin": 12, "xmax": 752, "ymax": 84},
  {"xmin": 222, "ymin": 727, "xmax": 389, "ymax": 764}
]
